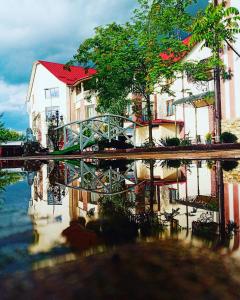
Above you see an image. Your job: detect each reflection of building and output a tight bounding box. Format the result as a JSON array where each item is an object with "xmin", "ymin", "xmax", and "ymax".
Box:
[
  {"xmin": 134, "ymin": 161, "xmax": 219, "ymax": 229},
  {"xmin": 28, "ymin": 159, "xmax": 240, "ymax": 255},
  {"xmin": 223, "ymin": 164, "xmax": 240, "ymax": 249},
  {"xmin": 28, "ymin": 164, "xmax": 71, "ymax": 254},
  {"xmin": 27, "ymin": 60, "xmax": 96, "ymax": 147}
]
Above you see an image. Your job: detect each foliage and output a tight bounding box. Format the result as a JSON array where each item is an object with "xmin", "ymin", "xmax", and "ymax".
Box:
[
  {"xmin": 0, "ymin": 115, "xmax": 23, "ymax": 143},
  {"xmin": 205, "ymin": 132, "xmax": 212, "ymax": 143},
  {"xmin": 221, "ymin": 160, "xmax": 238, "ymax": 172},
  {"xmin": 180, "ymin": 137, "xmax": 191, "ymax": 146},
  {"xmin": 160, "ymin": 137, "xmax": 180, "ymax": 146},
  {"xmin": 161, "ymin": 159, "xmax": 181, "ymax": 169},
  {"xmin": 191, "ymin": 3, "xmax": 240, "ymax": 65},
  {"xmin": 206, "ymin": 160, "xmax": 215, "ymax": 170},
  {"xmin": 185, "ymin": 1, "xmax": 240, "ymax": 95},
  {"xmin": 220, "ymin": 131, "xmax": 238, "ymax": 143},
  {"xmin": 184, "ymin": 59, "xmax": 215, "ymax": 82},
  {"xmin": 68, "ymin": 0, "xmax": 196, "ymax": 143},
  {"xmin": 161, "ymin": 159, "xmax": 192, "ymax": 169},
  {"xmin": 0, "ymin": 170, "xmax": 23, "ymax": 193},
  {"xmin": 142, "ymin": 138, "xmax": 156, "ymax": 148}
]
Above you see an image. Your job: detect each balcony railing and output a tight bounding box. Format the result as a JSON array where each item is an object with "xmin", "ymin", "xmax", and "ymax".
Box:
[{"xmin": 76, "ymin": 90, "xmax": 91, "ymax": 102}]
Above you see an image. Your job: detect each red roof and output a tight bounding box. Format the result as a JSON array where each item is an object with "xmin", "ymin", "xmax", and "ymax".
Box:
[
  {"xmin": 38, "ymin": 60, "xmax": 96, "ymax": 85},
  {"xmin": 160, "ymin": 36, "xmax": 192, "ymax": 62}
]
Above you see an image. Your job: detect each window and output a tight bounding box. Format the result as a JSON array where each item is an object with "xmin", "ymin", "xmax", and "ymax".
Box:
[
  {"xmin": 45, "ymin": 87, "xmax": 59, "ymax": 99},
  {"xmin": 86, "ymin": 105, "xmax": 95, "ymax": 119},
  {"xmin": 45, "ymin": 106, "xmax": 59, "ymax": 121},
  {"xmin": 76, "ymin": 84, "xmax": 82, "ymax": 95},
  {"xmin": 169, "ymin": 189, "xmax": 177, "ymax": 203},
  {"xmin": 166, "ymin": 100, "xmax": 174, "ymax": 116},
  {"xmin": 77, "ymin": 108, "xmax": 81, "ymax": 120}
]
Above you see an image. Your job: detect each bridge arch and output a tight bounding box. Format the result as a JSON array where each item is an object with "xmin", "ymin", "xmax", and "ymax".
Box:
[{"xmin": 55, "ymin": 114, "xmax": 142, "ymax": 151}]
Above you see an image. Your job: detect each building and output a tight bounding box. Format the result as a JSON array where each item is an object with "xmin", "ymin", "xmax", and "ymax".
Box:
[
  {"xmin": 27, "ymin": 60, "xmax": 96, "ymax": 148},
  {"xmin": 157, "ymin": 37, "xmax": 215, "ymax": 144},
  {"xmin": 150, "ymin": 0, "xmax": 240, "ymax": 144},
  {"xmin": 0, "ymin": 141, "xmax": 23, "ymax": 157},
  {"xmin": 219, "ymin": 0, "xmax": 240, "ymax": 140}
]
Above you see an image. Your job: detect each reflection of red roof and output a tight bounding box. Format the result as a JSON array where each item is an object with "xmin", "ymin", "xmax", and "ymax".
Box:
[
  {"xmin": 160, "ymin": 36, "xmax": 192, "ymax": 62},
  {"xmin": 140, "ymin": 119, "xmax": 184, "ymax": 126},
  {"xmin": 38, "ymin": 60, "xmax": 96, "ymax": 85}
]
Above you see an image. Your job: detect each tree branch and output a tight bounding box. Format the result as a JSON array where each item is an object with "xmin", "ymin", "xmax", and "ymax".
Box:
[{"xmin": 225, "ymin": 39, "xmax": 240, "ymax": 58}]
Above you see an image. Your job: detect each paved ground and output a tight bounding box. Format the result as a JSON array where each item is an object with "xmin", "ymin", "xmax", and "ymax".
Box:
[
  {"xmin": 1, "ymin": 240, "xmax": 240, "ymax": 300},
  {"xmin": 1, "ymin": 149, "xmax": 240, "ymax": 161}
]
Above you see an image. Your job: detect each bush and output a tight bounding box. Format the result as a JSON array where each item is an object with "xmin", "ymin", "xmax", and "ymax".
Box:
[
  {"xmin": 220, "ymin": 132, "xmax": 238, "ymax": 143},
  {"xmin": 163, "ymin": 137, "xmax": 180, "ymax": 147},
  {"xmin": 205, "ymin": 132, "xmax": 212, "ymax": 143},
  {"xmin": 180, "ymin": 138, "xmax": 191, "ymax": 146},
  {"xmin": 221, "ymin": 160, "xmax": 238, "ymax": 172}
]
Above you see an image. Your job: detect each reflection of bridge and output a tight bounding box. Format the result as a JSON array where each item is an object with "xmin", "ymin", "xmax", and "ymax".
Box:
[
  {"xmin": 56, "ymin": 160, "xmax": 140, "ymax": 196},
  {"xmin": 56, "ymin": 114, "xmax": 141, "ymax": 152}
]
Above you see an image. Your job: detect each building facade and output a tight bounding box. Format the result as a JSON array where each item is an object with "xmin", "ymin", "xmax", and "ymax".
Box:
[{"xmin": 27, "ymin": 60, "xmax": 97, "ymax": 148}]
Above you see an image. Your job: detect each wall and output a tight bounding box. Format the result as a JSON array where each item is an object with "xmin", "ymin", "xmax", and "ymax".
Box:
[
  {"xmin": 155, "ymin": 42, "xmax": 214, "ymax": 142},
  {"xmin": 219, "ymin": 0, "xmax": 240, "ymax": 140},
  {"xmin": 28, "ymin": 63, "xmax": 68, "ymax": 147}
]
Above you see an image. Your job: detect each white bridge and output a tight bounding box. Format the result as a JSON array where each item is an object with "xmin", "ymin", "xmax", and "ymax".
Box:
[{"xmin": 55, "ymin": 114, "xmax": 141, "ymax": 151}]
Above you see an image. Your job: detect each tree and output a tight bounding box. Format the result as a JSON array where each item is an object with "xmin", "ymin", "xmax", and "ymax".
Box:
[
  {"xmin": 191, "ymin": 1, "xmax": 240, "ymax": 141},
  {"xmin": 0, "ymin": 170, "xmax": 23, "ymax": 192},
  {"xmin": 0, "ymin": 115, "xmax": 23, "ymax": 143},
  {"xmin": 68, "ymin": 0, "xmax": 195, "ymax": 145}
]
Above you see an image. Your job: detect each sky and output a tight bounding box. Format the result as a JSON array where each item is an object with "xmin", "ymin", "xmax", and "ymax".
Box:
[{"xmin": 0, "ymin": 0, "xmax": 208, "ymax": 132}]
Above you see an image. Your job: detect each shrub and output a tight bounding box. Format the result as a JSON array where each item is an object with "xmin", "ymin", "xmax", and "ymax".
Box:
[
  {"xmin": 220, "ymin": 132, "xmax": 238, "ymax": 143},
  {"xmin": 221, "ymin": 160, "xmax": 238, "ymax": 172},
  {"xmin": 142, "ymin": 139, "xmax": 156, "ymax": 148},
  {"xmin": 162, "ymin": 160, "xmax": 181, "ymax": 169},
  {"xmin": 160, "ymin": 137, "xmax": 180, "ymax": 146},
  {"xmin": 164, "ymin": 137, "xmax": 180, "ymax": 147},
  {"xmin": 180, "ymin": 138, "xmax": 191, "ymax": 146},
  {"xmin": 205, "ymin": 132, "xmax": 212, "ymax": 143}
]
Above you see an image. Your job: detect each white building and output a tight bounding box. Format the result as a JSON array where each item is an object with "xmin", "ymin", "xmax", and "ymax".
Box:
[
  {"xmin": 153, "ymin": 0, "xmax": 240, "ymax": 144},
  {"xmin": 27, "ymin": 60, "xmax": 97, "ymax": 148}
]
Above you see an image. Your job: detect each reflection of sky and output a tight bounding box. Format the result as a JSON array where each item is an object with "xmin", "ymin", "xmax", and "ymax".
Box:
[{"xmin": 0, "ymin": 178, "xmax": 32, "ymax": 275}]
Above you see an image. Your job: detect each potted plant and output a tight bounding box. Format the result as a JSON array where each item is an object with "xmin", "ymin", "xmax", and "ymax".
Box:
[{"xmin": 205, "ymin": 132, "xmax": 212, "ymax": 145}]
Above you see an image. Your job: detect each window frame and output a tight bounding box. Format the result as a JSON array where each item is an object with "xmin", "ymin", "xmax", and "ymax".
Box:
[
  {"xmin": 166, "ymin": 100, "xmax": 174, "ymax": 117},
  {"xmin": 45, "ymin": 87, "xmax": 60, "ymax": 99}
]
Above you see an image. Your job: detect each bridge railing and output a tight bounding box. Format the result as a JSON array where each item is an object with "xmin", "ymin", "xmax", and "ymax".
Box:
[{"xmin": 55, "ymin": 114, "xmax": 142, "ymax": 151}]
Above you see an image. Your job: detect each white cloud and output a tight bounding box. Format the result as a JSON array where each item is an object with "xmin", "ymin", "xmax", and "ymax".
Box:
[
  {"xmin": 0, "ymin": 0, "xmax": 136, "ymax": 128},
  {"xmin": 0, "ymin": 79, "xmax": 27, "ymax": 112},
  {"xmin": 0, "ymin": 0, "xmax": 135, "ymax": 43}
]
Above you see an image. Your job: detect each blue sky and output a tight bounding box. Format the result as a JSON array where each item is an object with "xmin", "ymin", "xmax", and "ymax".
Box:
[{"xmin": 0, "ymin": 0, "xmax": 208, "ymax": 131}]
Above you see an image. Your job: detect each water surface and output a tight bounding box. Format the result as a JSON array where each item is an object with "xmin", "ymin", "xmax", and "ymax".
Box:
[{"xmin": 0, "ymin": 158, "xmax": 240, "ymax": 275}]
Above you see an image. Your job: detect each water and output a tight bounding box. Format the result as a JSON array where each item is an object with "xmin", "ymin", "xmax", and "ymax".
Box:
[{"xmin": 0, "ymin": 158, "xmax": 240, "ymax": 276}]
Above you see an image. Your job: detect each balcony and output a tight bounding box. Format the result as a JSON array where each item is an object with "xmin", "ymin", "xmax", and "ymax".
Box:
[{"xmin": 76, "ymin": 90, "xmax": 91, "ymax": 102}]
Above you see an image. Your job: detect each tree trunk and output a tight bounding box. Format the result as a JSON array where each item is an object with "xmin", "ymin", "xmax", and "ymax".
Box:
[
  {"xmin": 217, "ymin": 161, "xmax": 225, "ymax": 243},
  {"xmin": 214, "ymin": 66, "xmax": 222, "ymax": 143},
  {"xmin": 146, "ymin": 94, "xmax": 153, "ymax": 146},
  {"xmin": 214, "ymin": 0, "xmax": 222, "ymax": 143},
  {"xmin": 149, "ymin": 159, "xmax": 154, "ymax": 212}
]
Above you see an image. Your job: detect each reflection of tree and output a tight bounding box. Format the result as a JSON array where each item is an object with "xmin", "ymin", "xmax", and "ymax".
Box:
[
  {"xmin": 98, "ymin": 194, "xmax": 138, "ymax": 244},
  {"xmin": 0, "ymin": 170, "xmax": 23, "ymax": 192},
  {"xmin": 98, "ymin": 193, "xmax": 165, "ymax": 243}
]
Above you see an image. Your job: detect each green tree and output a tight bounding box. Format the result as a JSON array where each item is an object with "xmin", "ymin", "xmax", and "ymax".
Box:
[
  {"xmin": 68, "ymin": 0, "xmax": 195, "ymax": 145},
  {"xmin": 0, "ymin": 115, "xmax": 23, "ymax": 143},
  {"xmin": 0, "ymin": 170, "xmax": 23, "ymax": 192},
  {"xmin": 190, "ymin": 1, "xmax": 240, "ymax": 141}
]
